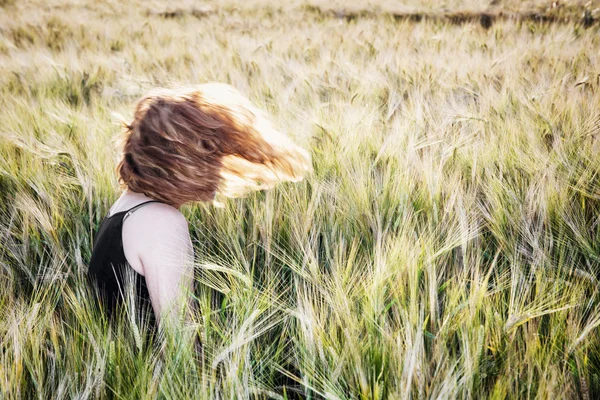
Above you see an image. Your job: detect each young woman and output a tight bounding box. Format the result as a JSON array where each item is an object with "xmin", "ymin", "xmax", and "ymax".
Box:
[{"xmin": 87, "ymin": 82, "xmax": 311, "ymax": 331}]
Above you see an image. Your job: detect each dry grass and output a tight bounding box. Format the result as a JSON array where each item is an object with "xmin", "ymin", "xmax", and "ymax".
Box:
[{"xmin": 1, "ymin": 0, "xmax": 600, "ymax": 398}]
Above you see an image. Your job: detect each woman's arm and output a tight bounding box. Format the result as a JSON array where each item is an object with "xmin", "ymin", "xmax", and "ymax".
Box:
[{"xmin": 137, "ymin": 206, "xmax": 195, "ymax": 327}]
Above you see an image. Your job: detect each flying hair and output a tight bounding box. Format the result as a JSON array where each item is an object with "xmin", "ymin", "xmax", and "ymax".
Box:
[{"xmin": 114, "ymin": 83, "xmax": 312, "ymax": 208}]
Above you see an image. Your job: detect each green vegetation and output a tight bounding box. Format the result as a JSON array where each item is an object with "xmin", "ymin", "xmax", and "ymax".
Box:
[{"xmin": 1, "ymin": 0, "xmax": 600, "ymax": 398}]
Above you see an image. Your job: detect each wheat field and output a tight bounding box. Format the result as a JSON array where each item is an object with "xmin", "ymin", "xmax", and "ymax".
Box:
[{"xmin": 1, "ymin": 0, "xmax": 600, "ymax": 398}]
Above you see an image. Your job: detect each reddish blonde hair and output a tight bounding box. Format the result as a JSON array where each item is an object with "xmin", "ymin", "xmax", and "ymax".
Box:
[{"xmin": 116, "ymin": 83, "xmax": 311, "ymax": 207}]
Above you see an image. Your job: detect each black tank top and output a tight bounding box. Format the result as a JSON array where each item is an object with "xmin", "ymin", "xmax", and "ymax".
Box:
[{"xmin": 87, "ymin": 200, "xmax": 160, "ymax": 332}]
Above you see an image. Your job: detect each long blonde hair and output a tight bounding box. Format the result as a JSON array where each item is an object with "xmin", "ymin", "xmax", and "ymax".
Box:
[{"xmin": 116, "ymin": 83, "xmax": 311, "ymax": 207}]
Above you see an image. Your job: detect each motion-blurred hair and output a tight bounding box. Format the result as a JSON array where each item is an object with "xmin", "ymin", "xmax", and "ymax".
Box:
[{"xmin": 115, "ymin": 83, "xmax": 311, "ymax": 207}]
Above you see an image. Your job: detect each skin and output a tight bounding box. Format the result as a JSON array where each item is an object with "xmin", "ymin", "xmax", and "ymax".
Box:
[{"xmin": 108, "ymin": 188, "xmax": 195, "ymax": 326}]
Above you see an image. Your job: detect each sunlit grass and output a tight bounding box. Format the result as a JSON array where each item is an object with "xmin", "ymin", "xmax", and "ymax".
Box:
[{"xmin": 1, "ymin": 0, "xmax": 600, "ymax": 398}]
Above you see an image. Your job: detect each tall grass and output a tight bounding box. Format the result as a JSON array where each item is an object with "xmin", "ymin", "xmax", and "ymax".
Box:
[{"xmin": 1, "ymin": 0, "xmax": 600, "ymax": 398}]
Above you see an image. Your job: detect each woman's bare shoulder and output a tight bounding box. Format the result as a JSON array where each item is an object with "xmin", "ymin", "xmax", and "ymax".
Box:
[
  {"xmin": 122, "ymin": 201, "xmax": 189, "ymax": 242},
  {"xmin": 121, "ymin": 200, "xmax": 190, "ymax": 275},
  {"xmin": 134, "ymin": 202, "xmax": 188, "ymax": 230}
]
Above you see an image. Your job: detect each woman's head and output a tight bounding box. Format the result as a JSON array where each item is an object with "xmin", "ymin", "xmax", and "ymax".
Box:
[{"xmin": 116, "ymin": 83, "xmax": 311, "ymax": 208}]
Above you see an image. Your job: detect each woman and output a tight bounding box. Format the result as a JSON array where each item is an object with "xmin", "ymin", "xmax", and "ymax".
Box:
[{"xmin": 87, "ymin": 82, "xmax": 311, "ymax": 332}]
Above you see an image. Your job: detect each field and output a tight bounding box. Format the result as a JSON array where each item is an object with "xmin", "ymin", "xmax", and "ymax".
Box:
[{"xmin": 1, "ymin": 0, "xmax": 600, "ymax": 398}]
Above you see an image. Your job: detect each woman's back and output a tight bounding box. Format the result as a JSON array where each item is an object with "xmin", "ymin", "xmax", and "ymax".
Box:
[
  {"xmin": 88, "ymin": 190, "xmax": 196, "ymax": 330},
  {"xmin": 87, "ymin": 199, "xmax": 160, "ymax": 330}
]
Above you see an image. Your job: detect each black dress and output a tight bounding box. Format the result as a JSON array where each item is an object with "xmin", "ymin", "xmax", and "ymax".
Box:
[{"xmin": 87, "ymin": 200, "xmax": 160, "ymax": 334}]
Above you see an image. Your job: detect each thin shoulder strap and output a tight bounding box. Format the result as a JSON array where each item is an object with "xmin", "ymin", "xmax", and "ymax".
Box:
[{"xmin": 123, "ymin": 200, "xmax": 160, "ymax": 221}]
